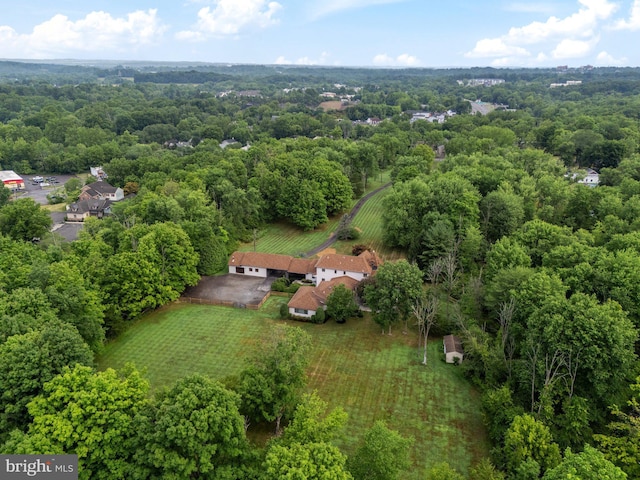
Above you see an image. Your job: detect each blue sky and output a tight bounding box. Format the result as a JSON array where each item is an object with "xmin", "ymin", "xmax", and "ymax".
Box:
[{"xmin": 0, "ymin": 0, "xmax": 639, "ymax": 67}]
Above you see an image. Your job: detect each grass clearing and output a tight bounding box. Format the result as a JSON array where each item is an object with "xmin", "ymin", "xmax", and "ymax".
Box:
[
  {"xmin": 238, "ymin": 170, "xmax": 398, "ymax": 259},
  {"xmin": 335, "ymin": 186, "xmax": 405, "ymax": 261},
  {"xmin": 240, "ymin": 218, "xmax": 341, "ymax": 256},
  {"xmin": 97, "ymin": 298, "xmax": 489, "ymax": 477}
]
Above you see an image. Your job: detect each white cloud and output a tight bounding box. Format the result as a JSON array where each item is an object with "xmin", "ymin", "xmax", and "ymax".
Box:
[
  {"xmin": 177, "ymin": 0, "xmax": 281, "ymax": 40},
  {"xmin": 273, "ymin": 52, "xmax": 332, "ymax": 65},
  {"xmin": 466, "ymin": 0, "xmax": 617, "ymax": 64},
  {"xmin": 311, "ymin": 0, "xmax": 406, "ymax": 19},
  {"xmin": 596, "ymin": 50, "xmax": 628, "ymax": 64},
  {"xmin": 274, "ymin": 55, "xmax": 290, "ymax": 64},
  {"xmin": 552, "ymin": 37, "xmax": 599, "ymax": 58},
  {"xmin": 0, "ymin": 10, "xmax": 166, "ymax": 58},
  {"xmin": 372, "ymin": 53, "xmax": 421, "ymax": 66},
  {"xmin": 612, "ymin": 0, "xmax": 640, "ymax": 30},
  {"xmin": 465, "ymin": 38, "xmax": 531, "ymax": 58}
]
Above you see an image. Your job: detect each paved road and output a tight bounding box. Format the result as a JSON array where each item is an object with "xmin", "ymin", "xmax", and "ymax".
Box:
[{"xmin": 302, "ymin": 182, "xmax": 391, "ymax": 258}]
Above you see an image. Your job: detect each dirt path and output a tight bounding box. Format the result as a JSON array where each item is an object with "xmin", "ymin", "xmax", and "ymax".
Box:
[{"xmin": 302, "ymin": 182, "xmax": 391, "ymax": 258}]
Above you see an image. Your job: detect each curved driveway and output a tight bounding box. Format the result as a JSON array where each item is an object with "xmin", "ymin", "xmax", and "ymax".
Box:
[{"xmin": 302, "ymin": 182, "xmax": 391, "ymax": 258}]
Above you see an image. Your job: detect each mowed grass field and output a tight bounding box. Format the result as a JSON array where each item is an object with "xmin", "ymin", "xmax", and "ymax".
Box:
[
  {"xmin": 97, "ymin": 297, "xmax": 490, "ymax": 477},
  {"xmin": 238, "ymin": 171, "xmax": 404, "ymax": 261},
  {"xmin": 334, "ymin": 186, "xmax": 405, "ymax": 261}
]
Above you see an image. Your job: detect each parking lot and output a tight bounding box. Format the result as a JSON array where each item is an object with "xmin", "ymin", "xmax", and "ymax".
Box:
[
  {"xmin": 11, "ymin": 174, "xmax": 85, "ymax": 242},
  {"xmin": 181, "ymin": 274, "xmax": 276, "ymax": 307},
  {"xmin": 16, "ymin": 174, "xmax": 78, "ymax": 205}
]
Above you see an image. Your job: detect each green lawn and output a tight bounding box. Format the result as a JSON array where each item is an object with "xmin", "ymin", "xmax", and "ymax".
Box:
[
  {"xmin": 239, "ymin": 218, "xmax": 342, "ymax": 256},
  {"xmin": 238, "ymin": 170, "xmax": 396, "ymax": 258},
  {"xmin": 334, "ymin": 186, "xmax": 405, "ymax": 261},
  {"xmin": 97, "ymin": 298, "xmax": 490, "ymax": 477}
]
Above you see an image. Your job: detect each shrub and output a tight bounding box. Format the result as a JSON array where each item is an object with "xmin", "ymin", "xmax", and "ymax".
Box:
[
  {"xmin": 352, "ymin": 244, "xmax": 370, "ymax": 256},
  {"xmin": 286, "ymin": 283, "xmax": 301, "ymax": 294},
  {"xmin": 279, "ymin": 303, "xmax": 289, "ymax": 319},
  {"xmin": 271, "ymin": 277, "xmax": 290, "ymax": 292},
  {"xmin": 312, "ymin": 308, "xmax": 326, "ymax": 324},
  {"xmin": 47, "ymin": 191, "xmax": 66, "ymax": 204},
  {"xmin": 337, "ymin": 226, "xmax": 360, "ymax": 241}
]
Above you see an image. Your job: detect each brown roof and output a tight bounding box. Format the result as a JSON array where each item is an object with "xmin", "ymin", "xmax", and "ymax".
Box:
[
  {"xmin": 316, "ymin": 276, "xmax": 359, "ymax": 298},
  {"xmin": 288, "ymin": 286, "xmax": 323, "ymax": 312},
  {"xmin": 288, "ymin": 276, "xmax": 358, "ymax": 312},
  {"xmin": 358, "ymin": 250, "xmax": 382, "ymax": 269},
  {"xmin": 289, "ymin": 258, "xmax": 316, "ymax": 274},
  {"xmin": 228, "ymin": 251, "xmax": 293, "ymax": 271},
  {"xmin": 315, "ymin": 254, "xmax": 373, "ymax": 274},
  {"xmin": 443, "ymin": 335, "xmax": 464, "ymax": 354}
]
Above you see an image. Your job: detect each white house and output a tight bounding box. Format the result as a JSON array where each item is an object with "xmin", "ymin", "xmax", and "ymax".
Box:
[
  {"xmin": 228, "ymin": 250, "xmax": 381, "ymax": 286},
  {"xmin": 443, "ymin": 335, "xmax": 464, "ymax": 364},
  {"xmin": 227, "ymin": 251, "xmax": 292, "ymax": 278},
  {"xmin": 228, "ymin": 250, "xmax": 382, "ymax": 319},
  {"xmin": 314, "ymin": 252, "xmax": 377, "ymax": 284},
  {"xmin": 568, "ymin": 168, "xmax": 599, "ymax": 187}
]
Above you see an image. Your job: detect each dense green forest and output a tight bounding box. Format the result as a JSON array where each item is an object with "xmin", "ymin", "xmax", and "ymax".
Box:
[{"xmin": 1, "ymin": 61, "xmax": 640, "ymax": 479}]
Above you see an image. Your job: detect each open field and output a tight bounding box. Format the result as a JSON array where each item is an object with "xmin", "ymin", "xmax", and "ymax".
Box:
[
  {"xmin": 318, "ymin": 100, "xmax": 347, "ymax": 112},
  {"xmin": 239, "ymin": 218, "xmax": 342, "ymax": 256},
  {"xmin": 97, "ymin": 298, "xmax": 490, "ymax": 477},
  {"xmin": 334, "ymin": 186, "xmax": 405, "ymax": 261},
  {"xmin": 237, "ymin": 170, "xmax": 400, "ymax": 259}
]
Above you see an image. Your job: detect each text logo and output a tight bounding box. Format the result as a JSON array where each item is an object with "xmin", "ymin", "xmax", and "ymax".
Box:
[{"xmin": 1, "ymin": 455, "xmax": 78, "ymax": 479}]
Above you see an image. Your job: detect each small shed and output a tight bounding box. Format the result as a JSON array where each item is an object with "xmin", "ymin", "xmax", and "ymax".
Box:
[{"xmin": 443, "ymin": 335, "xmax": 464, "ymax": 364}]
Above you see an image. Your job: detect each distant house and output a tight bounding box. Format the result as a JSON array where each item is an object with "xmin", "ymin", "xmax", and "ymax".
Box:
[
  {"xmin": 0, "ymin": 170, "xmax": 25, "ymax": 190},
  {"xmin": 577, "ymin": 168, "xmax": 599, "ymax": 187},
  {"xmin": 443, "ymin": 335, "xmax": 464, "ymax": 364},
  {"xmin": 219, "ymin": 139, "xmax": 239, "ymax": 149},
  {"xmin": 66, "ymin": 199, "xmax": 112, "ymax": 222},
  {"xmin": 568, "ymin": 168, "xmax": 599, "ymax": 187},
  {"xmin": 67, "ymin": 181, "xmax": 124, "ymax": 222},
  {"xmin": 90, "ymin": 166, "xmax": 107, "ymax": 180},
  {"xmin": 79, "ymin": 181, "xmax": 124, "ymax": 202}
]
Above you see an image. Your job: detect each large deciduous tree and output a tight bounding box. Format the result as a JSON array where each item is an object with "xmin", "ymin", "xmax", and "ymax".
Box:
[
  {"xmin": 326, "ymin": 284, "xmax": 359, "ymax": 323},
  {"xmin": 594, "ymin": 376, "xmax": 640, "ymax": 478},
  {"xmin": 480, "ymin": 187, "xmax": 525, "ymax": 244},
  {"xmin": 239, "ymin": 325, "xmax": 311, "ymax": 433},
  {"xmin": 264, "ymin": 392, "xmax": 351, "ymax": 480},
  {"xmin": 525, "ymin": 294, "xmax": 637, "ymax": 412},
  {"xmin": 44, "ymin": 261, "xmax": 105, "ymax": 350},
  {"xmin": 3, "ymin": 365, "xmax": 149, "ymax": 480},
  {"xmin": 347, "ymin": 420, "xmax": 413, "ymax": 480},
  {"xmin": 364, "ymin": 260, "xmax": 423, "ymax": 334},
  {"xmin": 264, "ymin": 441, "xmax": 352, "ymax": 480},
  {"xmin": 0, "ymin": 198, "xmax": 52, "ymax": 242},
  {"xmin": 503, "ymin": 414, "xmax": 561, "ymax": 477},
  {"xmin": 0, "ymin": 321, "xmax": 93, "ymax": 436},
  {"xmin": 134, "ymin": 374, "xmax": 248, "ymax": 479},
  {"xmin": 542, "ymin": 445, "xmax": 627, "ymax": 480}
]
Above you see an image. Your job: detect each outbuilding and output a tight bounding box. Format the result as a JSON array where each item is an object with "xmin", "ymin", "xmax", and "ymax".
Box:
[
  {"xmin": 443, "ymin": 335, "xmax": 464, "ymax": 364},
  {"xmin": 0, "ymin": 170, "xmax": 25, "ymax": 190}
]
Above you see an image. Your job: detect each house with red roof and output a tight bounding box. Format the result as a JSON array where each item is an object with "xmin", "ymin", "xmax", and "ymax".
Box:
[
  {"xmin": 288, "ymin": 276, "xmax": 359, "ymax": 319},
  {"xmin": 228, "ymin": 250, "xmax": 381, "ymax": 319}
]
